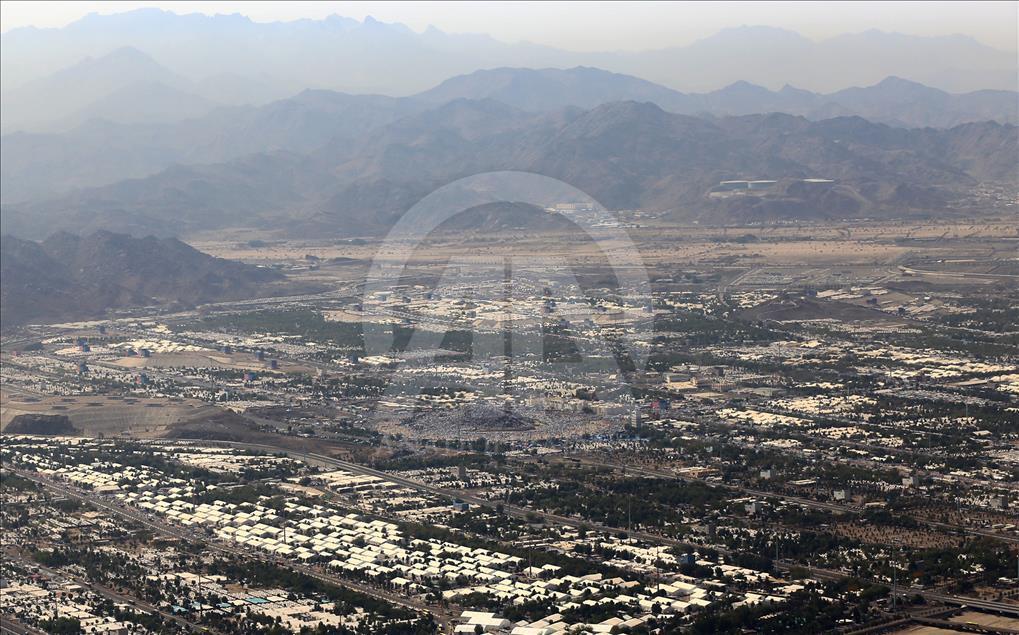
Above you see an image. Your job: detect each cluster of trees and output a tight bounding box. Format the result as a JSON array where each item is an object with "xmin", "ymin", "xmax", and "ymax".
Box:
[
  {"xmin": 38, "ymin": 617, "xmax": 81, "ymax": 634},
  {"xmin": 653, "ymin": 312, "xmax": 785, "ymax": 347},
  {"xmin": 690, "ymin": 583, "xmax": 887, "ymax": 634},
  {"xmin": 196, "ymin": 309, "xmax": 366, "ymax": 351},
  {"xmin": 509, "ymin": 470, "xmax": 728, "ymax": 534},
  {"xmin": 394, "ymin": 519, "xmax": 632, "ymax": 580}
]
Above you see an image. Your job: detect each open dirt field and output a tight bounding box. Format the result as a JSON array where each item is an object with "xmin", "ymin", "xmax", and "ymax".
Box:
[
  {"xmin": 194, "ymin": 219, "xmax": 1019, "ymax": 275},
  {"xmin": 0, "ymin": 393, "xmax": 218, "ymax": 438},
  {"xmin": 108, "ymin": 350, "xmax": 313, "ymax": 375}
]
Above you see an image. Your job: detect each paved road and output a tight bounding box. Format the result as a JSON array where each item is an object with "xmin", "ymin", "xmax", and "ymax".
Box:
[
  {"xmin": 716, "ymin": 267, "xmax": 757, "ymax": 303},
  {"xmin": 0, "ymin": 616, "xmax": 44, "ymax": 635},
  {"xmin": 791, "ymin": 563, "xmax": 1019, "ymax": 618},
  {"xmin": 198, "ymin": 437, "xmax": 1019, "ymax": 572},
  {"xmin": 898, "ymin": 266, "xmax": 1018, "ymax": 281}
]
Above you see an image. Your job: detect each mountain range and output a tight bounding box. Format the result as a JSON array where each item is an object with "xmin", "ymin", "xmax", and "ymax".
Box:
[
  {"xmin": 4, "ymin": 98, "xmax": 1013, "ymax": 240},
  {"xmin": 0, "ymin": 231, "xmax": 285, "ymax": 327},
  {"xmin": 4, "ymin": 23, "xmax": 1017, "ymax": 135},
  {"xmin": 3, "ymin": 10, "xmax": 1015, "ymax": 101},
  {"xmin": 1, "ymin": 12, "xmax": 1015, "ymax": 242},
  {"xmin": 420, "ymin": 67, "xmax": 1018, "ymax": 127},
  {"xmin": 2, "ymin": 62, "xmax": 1016, "ymax": 207}
]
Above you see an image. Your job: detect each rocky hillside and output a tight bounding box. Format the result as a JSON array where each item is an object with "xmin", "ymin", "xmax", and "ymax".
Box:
[{"xmin": 0, "ymin": 231, "xmax": 283, "ymax": 327}]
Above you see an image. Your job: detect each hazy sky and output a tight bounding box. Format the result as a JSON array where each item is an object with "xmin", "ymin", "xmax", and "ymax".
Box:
[{"xmin": 2, "ymin": 1, "xmax": 1016, "ymax": 51}]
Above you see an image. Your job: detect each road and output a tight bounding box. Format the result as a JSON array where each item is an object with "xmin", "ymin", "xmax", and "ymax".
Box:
[
  {"xmin": 792, "ymin": 563, "xmax": 1019, "ymax": 618},
  {"xmin": 0, "ymin": 617, "xmax": 44, "ymax": 635},
  {"xmin": 716, "ymin": 267, "xmax": 758, "ymax": 303},
  {"xmin": 191, "ymin": 437, "xmax": 1019, "ymax": 569},
  {"xmin": 897, "ymin": 265, "xmax": 1018, "ymax": 281}
]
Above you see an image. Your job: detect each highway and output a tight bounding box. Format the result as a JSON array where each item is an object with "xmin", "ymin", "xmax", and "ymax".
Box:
[
  {"xmin": 791, "ymin": 563, "xmax": 1019, "ymax": 619},
  {"xmin": 187, "ymin": 434, "xmax": 1019, "ymax": 623},
  {"xmin": 897, "ymin": 265, "xmax": 1018, "ymax": 281},
  {"xmin": 188, "ymin": 437, "xmax": 1019, "ymax": 566},
  {"xmin": 0, "ymin": 617, "xmax": 44, "ymax": 635}
]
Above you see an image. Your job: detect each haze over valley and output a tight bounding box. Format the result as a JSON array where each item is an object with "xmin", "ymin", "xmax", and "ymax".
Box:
[{"xmin": 1, "ymin": 12, "xmax": 1016, "ymax": 242}]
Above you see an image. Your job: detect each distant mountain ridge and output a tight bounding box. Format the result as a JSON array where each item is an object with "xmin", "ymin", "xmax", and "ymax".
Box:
[
  {"xmin": 0, "ymin": 231, "xmax": 284, "ymax": 327},
  {"xmin": 2, "ymin": 10, "xmax": 1015, "ymax": 99},
  {"xmin": 417, "ymin": 67, "xmax": 685, "ymax": 112},
  {"xmin": 419, "ymin": 68, "xmax": 1019, "ymax": 127},
  {"xmin": 0, "ymin": 46, "xmax": 296, "ymax": 133}
]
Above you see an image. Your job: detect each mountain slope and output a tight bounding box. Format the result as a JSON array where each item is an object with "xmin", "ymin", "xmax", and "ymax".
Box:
[
  {"xmin": 603, "ymin": 26, "xmax": 1018, "ymax": 93},
  {"xmin": 826, "ymin": 76, "xmax": 1019, "ymax": 128},
  {"xmin": 417, "ymin": 66, "xmax": 691, "ymax": 112},
  {"xmin": 320, "ymin": 104, "xmax": 1015, "ymax": 227},
  {"xmin": 1, "ymin": 46, "xmax": 198, "ymax": 132},
  {"xmin": 66, "ymin": 81, "xmax": 217, "ymax": 127},
  {"xmin": 0, "ymin": 90, "xmax": 420, "ymax": 203},
  {"xmin": 4, "ymin": 152, "xmax": 332, "ymax": 238},
  {"xmin": 0, "ymin": 231, "xmax": 284, "ymax": 327}
]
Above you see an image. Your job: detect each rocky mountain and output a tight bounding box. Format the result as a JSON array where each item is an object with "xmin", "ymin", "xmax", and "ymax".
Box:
[
  {"xmin": 64, "ymin": 80, "xmax": 217, "ymax": 128},
  {"xmin": 603, "ymin": 26, "xmax": 1018, "ymax": 94},
  {"xmin": 5, "ymin": 100, "xmax": 1013, "ymax": 240},
  {"xmin": 3, "ymin": 67, "xmax": 1015, "ymax": 205},
  {"xmin": 0, "ymin": 46, "xmax": 293, "ymax": 133},
  {"xmin": 826, "ymin": 77, "xmax": 1019, "ymax": 128},
  {"xmin": 1, "ymin": 47, "xmax": 199, "ymax": 132},
  {"xmin": 436, "ymin": 202, "xmax": 577, "ymax": 233},
  {"xmin": 419, "ymin": 68, "xmax": 1018, "ymax": 127},
  {"xmin": 3, "ymin": 11, "xmax": 1015, "ymax": 97},
  {"xmin": 0, "ymin": 90, "xmax": 420, "ymax": 203},
  {"xmin": 417, "ymin": 67, "xmax": 689, "ymax": 112},
  {"xmin": 0, "ymin": 231, "xmax": 284, "ymax": 327}
]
